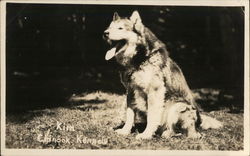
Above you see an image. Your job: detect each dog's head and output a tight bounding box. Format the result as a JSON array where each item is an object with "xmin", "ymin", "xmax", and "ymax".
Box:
[{"xmin": 103, "ymin": 11, "xmax": 144, "ymax": 61}]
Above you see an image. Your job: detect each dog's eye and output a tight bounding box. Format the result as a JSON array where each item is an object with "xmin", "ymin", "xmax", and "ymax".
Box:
[{"xmin": 118, "ymin": 27, "xmax": 123, "ymax": 30}]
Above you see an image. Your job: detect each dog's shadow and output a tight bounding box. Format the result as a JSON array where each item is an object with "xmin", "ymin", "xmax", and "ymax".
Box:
[
  {"xmin": 113, "ymin": 121, "xmax": 187, "ymax": 137},
  {"xmin": 113, "ymin": 122, "xmax": 147, "ymax": 133}
]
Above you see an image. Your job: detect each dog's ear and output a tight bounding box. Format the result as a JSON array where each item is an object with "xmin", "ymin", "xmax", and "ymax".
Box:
[
  {"xmin": 130, "ymin": 11, "xmax": 144, "ymax": 33},
  {"xmin": 113, "ymin": 12, "xmax": 120, "ymax": 21},
  {"xmin": 130, "ymin": 10, "xmax": 141, "ymax": 23}
]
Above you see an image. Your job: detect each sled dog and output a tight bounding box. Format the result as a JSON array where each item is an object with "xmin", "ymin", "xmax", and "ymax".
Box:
[{"xmin": 103, "ymin": 11, "xmax": 222, "ymax": 139}]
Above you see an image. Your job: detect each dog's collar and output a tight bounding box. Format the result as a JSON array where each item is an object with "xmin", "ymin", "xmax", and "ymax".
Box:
[{"xmin": 147, "ymin": 48, "xmax": 161, "ymax": 57}]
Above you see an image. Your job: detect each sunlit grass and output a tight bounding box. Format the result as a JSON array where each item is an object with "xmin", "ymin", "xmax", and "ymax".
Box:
[{"xmin": 6, "ymin": 90, "xmax": 243, "ymax": 150}]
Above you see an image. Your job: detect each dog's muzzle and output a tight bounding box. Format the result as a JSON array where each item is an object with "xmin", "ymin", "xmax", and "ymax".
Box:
[
  {"xmin": 103, "ymin": 29, "xmax": 127, "ymax": 61},
  {"xmin": 103, "ymin": 30, "xmax": 109, "ymax": 39}
]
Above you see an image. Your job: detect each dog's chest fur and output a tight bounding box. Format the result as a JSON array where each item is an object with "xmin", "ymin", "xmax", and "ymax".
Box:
[{"xmin": 120, "ymin": 52, "xmax": 166, "ymax": 93}]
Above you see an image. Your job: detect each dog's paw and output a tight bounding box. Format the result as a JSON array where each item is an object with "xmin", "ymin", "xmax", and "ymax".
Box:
[
  {"xmin": 187, "ymin": 132, "xmax": 202, "ymax": 139},
  {"xmin": 161, "ymin": 130, "xmax": 173, "ymax": 138},
  {"xmin": 115, "ymin": 128, "xmax": 130, "ymax": 135},
  {"xmin": 135, "ymin": 133, "xmax": 153, "ymax": 140}
]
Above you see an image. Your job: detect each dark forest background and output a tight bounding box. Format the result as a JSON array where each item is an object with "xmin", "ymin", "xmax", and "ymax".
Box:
[{"xmin": 6, "ymin": 3, "xmax": 244, "ymax": 112}]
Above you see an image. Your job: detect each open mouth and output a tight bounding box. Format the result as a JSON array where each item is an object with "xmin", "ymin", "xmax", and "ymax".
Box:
[{"xmin": 105, "ymin": 39, "xmax": 127, "ymax": 60}]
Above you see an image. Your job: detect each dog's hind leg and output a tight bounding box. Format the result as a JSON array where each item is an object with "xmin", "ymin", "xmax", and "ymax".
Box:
[
  {"xmin": 180, "ymin": 107, "xmax": 201, "ymax": 139},
  {"xmin": 171, "ymin": 102, "xmax": 201, "ymax": 138},
  {"xmin": 161, "ymin": 102, "xmax": 201, "ymax": 139},
  {"xmin": 136, "ymin": 87, "xmax": 165, "ymax": 139}
]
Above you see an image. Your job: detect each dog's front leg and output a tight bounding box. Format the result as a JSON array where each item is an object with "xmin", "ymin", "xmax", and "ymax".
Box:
[
  {"xmin": 115, "ymin": 87, "xmax": 147, "ymax": 135},
  {"xmin": 136, "ymin": 87, "xmax": 165, "ymax": 139},
  {"xmin": 115, "ymin": 107, "xmax": 135, "ymax": 135},
  {"xmin": 115, "ymin": 88, "xmax": 136, "ymax": 135}
]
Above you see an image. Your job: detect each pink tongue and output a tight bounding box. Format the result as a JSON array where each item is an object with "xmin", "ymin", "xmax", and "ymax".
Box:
[{"xmin": 105, "ymin": 47, "xmax": 116, "ymax": 60}]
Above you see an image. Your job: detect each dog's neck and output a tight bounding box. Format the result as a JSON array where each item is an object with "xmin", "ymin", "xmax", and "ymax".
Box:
[
  {"xmin": 115, "ymin": 41, "xmax": 137, "ymax": 67},
  {"xmin": 115, "ymin": 30, "xmax": 169, "ymax": 68}
]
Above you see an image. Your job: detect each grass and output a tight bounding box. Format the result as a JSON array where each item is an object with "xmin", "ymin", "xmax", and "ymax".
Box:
[{"xmin": 5, "ymin": 89, "xmax": 244, "ymax": 150}]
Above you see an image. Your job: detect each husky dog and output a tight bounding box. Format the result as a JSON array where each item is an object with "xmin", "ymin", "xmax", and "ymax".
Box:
[{"xmin": 103, "ymin": 11, "xmax": 222, "ymax": 139}]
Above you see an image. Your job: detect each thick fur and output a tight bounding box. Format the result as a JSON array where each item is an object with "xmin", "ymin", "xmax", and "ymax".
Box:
[{"xmin": 104, "ymin": 11, "xmax": 222, "ymax": 139}]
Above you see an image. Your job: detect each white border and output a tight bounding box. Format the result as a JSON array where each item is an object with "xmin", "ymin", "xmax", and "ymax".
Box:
[
  {"xmin": 244, "ymin": 0, "xmax": 250, "ymax": 154},
  {"xmin": 1, "ymin": 0, "xmax": 249, "ymax": 156},
  {"xmin": 0, "ymin": 1, "xmax": 6, "ymax": 155},
  {"xmin": 0, "ymin": 0, "xmax": 248, "ymax": 6},
  {"xmin": 1, "ymin": 149, "xmax": 249, "ymax": 156}
]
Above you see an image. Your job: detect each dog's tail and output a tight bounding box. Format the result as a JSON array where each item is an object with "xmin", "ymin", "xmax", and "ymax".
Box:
[{"xmin": 199, "ymin": 114, "xmax": 223, "ymax": 130}]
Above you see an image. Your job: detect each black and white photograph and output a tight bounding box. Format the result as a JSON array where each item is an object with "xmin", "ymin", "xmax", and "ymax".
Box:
[{"xmin": 0, "ymin": 0, "xmax": 249, "ymax": 155}]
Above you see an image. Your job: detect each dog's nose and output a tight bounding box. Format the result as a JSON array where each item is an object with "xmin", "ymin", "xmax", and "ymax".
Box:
[{"xmin": 104, "ymin": 30, "xmax": 109, "ymax": 37}]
